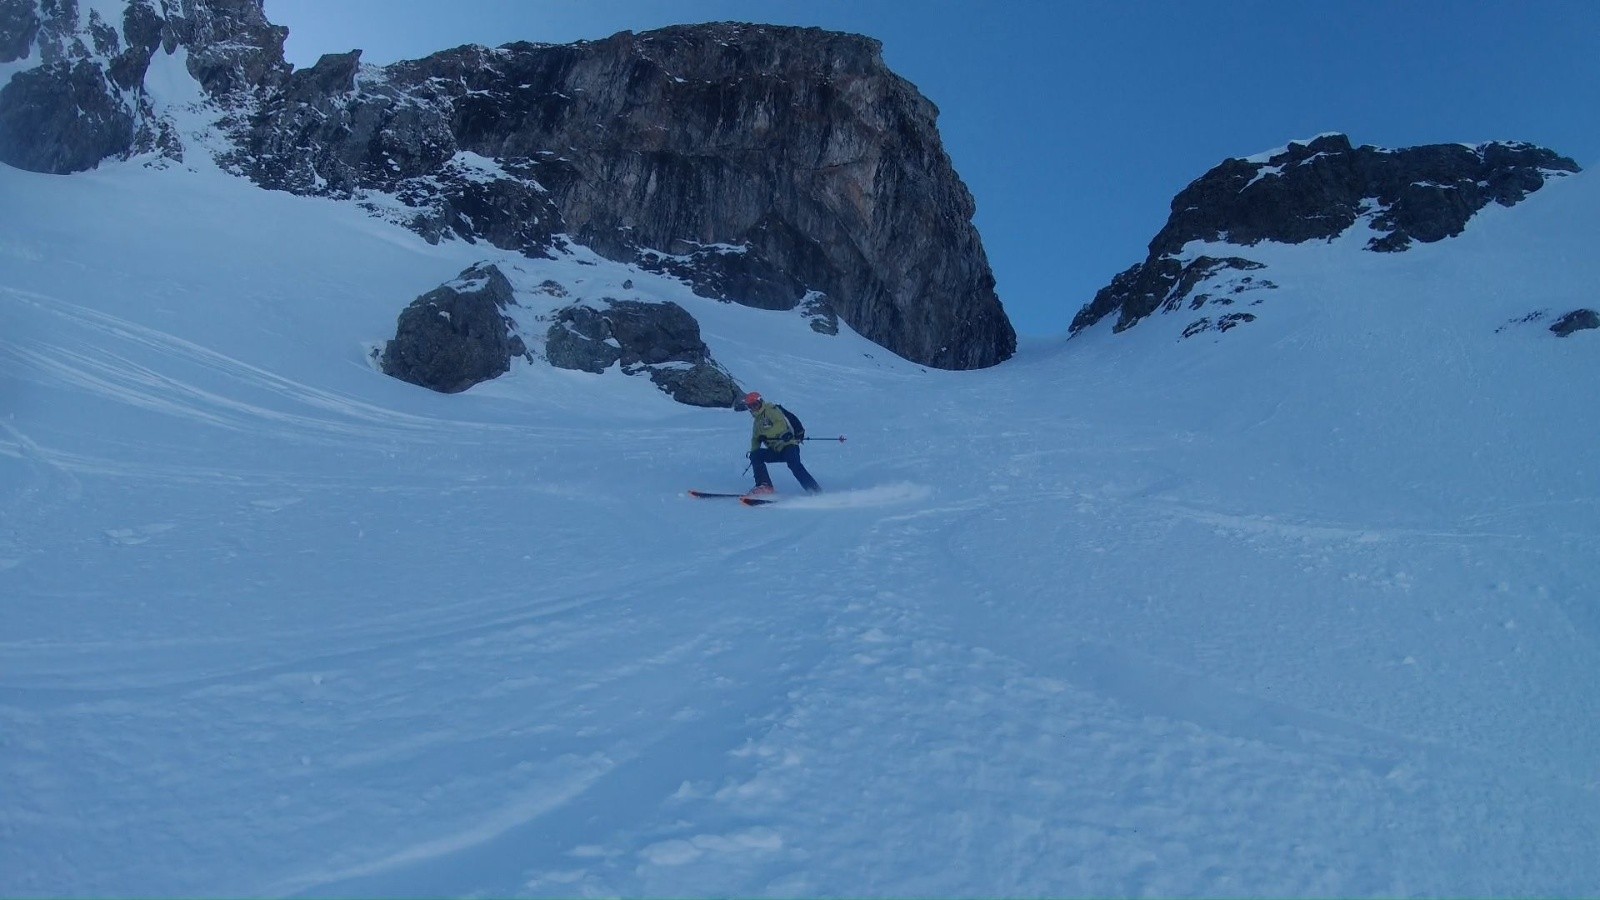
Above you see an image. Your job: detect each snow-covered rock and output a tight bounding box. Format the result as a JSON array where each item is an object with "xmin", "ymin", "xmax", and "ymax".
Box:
[
  {"xmin": 544, "ymin": 299, "xmax": 740, "ymax": 407},
  {"xmin": 380, "ymin": 263, "xmax": 526, "ymax": 393}
]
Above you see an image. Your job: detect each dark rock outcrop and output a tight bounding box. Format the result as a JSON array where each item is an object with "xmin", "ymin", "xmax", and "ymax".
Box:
[
  {"xmin": 1182, "ymin": 313, "xmax": 1256, "ymax": 339},
  {"xmin": 108, "ymin": 1, "xmax": 164, "ymax": 91},
  {"xmin": 0, "ymin": 0, "xmax": 288, "ymax": 172},
  {"xmin": 381, "ymin": 267, "xmax": 740, "ymax": 405},
  {"xmin": 1073, "ymin": 255, "xmax": 1275, "ymax": 334},
  {"xmin": 282, "ymin": 48, "xmax": 359, "ymax": 99},
  {"xmin": 1, "ymin": 1, "xmax": 142, "ymax": 172},
  {"xmin": 1149, "ymin": 135, "xmax": 1577, "ymax": 255},
  {"xmin": 380, "ymin": 264, "xmax": 527, "ymax": 393},
  {"xmin": 1550, "ymin": 309, "xmax": 1599, "ymax": 337},
  {"xmin": 0, "ymin": 58, "xmax": 137, "ymax": 172},
  {"xmin": 545, "ymin": 306, "xmax": 624, "ymax": 374},
  {"xmin": 1072, "ymin": 134, "xmax": 1579, "ymax": 335},
  {"xmin": 545, "ymin": 300, "xmax": 740, "ymax": 407},
  {"xmin": 162, "ymin": 0, "xmax": 289, "ymax": 99},
  {"xmin": 801, "ymin": 293, "xmax": 840, "ymax": 335}
]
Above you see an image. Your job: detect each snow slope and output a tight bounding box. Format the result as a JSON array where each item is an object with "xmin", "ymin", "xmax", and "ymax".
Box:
[{"xmin": 3, "ymin": 143, "xmax": 1599, "ymax": 897}]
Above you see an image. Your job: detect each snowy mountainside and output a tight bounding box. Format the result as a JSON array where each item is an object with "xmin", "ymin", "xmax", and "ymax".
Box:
[
  {"xmin": 5, "ymin": 140, "xmax": 1600, "ymax": 900},
  {"xmin": 1071, "ymin": 133, "xmax": 1581, "ymax": 336}
]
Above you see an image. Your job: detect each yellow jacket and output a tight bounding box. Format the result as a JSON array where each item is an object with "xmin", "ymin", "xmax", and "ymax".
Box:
[{"xmin": 750, "ymin": 403, "xmax": 799, "ymax": 453}]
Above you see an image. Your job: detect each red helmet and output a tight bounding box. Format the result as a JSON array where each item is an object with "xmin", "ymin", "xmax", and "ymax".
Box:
[{"xmin": 743, "ymin": 391, "xmax": 763, "ymax": 409}]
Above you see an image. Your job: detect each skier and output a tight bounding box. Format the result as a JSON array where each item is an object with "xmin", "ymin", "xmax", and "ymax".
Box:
[{"xmin": 743, "ymin": 391, "xmax": 820, "ymax": 496}]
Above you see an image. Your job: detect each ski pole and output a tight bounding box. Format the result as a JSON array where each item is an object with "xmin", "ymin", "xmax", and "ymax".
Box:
[{"xmin": 801, "ymin": 436, "xmax": 847, "ymax": 443}]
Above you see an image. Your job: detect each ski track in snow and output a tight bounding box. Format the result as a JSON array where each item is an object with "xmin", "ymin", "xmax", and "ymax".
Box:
[{"xmin": 3, "ymin": 159, "xmax": 1600, "ymax": 897}]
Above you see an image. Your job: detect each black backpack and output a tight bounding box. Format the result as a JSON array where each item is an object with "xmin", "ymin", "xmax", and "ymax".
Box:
[{"xmin": 777, "ymin": 405, "xmax": 806, "ymax": 442}]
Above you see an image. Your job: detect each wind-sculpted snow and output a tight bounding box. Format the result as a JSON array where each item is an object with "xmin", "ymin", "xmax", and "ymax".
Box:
[{"xmin": 3, "ymin": 156, "xmax": 1600, "ymax": 896}]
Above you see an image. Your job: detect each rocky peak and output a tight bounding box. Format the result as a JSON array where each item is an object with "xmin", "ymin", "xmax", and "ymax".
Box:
[
  {"xmin": 1072, "ymin": 134, "xmax": 1579, "ymax": 335},
  {"xmin": 1151, "ymin": 133, "xmax": 1577, "ymax": 255}
]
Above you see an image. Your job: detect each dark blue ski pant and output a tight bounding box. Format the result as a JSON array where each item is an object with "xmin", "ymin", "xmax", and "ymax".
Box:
[{"xmin": 751, "ymin": 445, "xmax": 820, "ymax": 493}]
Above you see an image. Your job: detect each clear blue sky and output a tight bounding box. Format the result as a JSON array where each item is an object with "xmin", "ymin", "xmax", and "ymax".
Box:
[{"xmin": 264, "ymin": 0, "xmax": 1600, "ymax": 337}]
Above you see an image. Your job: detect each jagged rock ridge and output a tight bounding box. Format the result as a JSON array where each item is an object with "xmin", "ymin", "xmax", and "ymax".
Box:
[
  {"xmin": 1072, "ymin": 133, "xmax": 1580, "ymax": 336},
  {"xmin": 0, "ymin": 2, "xmax": 1015, "ymax": 372}
]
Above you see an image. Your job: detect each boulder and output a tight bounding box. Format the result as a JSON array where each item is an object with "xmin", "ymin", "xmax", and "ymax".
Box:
[
  {"xmin": 545, "ymin": 300, "xmax": 740, "ymax": 407},
  {"xmin": 380, "ymin": 264, "xmax": 525, "ymax": 393},
  {"xmin": 1550, "ymin": 309, "xmax": 1599, "ymax": 337},
  {"xmin": 642, "ymin": 362, "xmax": 743, "ymax": 409}
]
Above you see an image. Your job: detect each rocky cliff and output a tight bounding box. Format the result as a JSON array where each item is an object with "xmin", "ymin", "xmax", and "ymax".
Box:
[
  {"xmin": 0, "ymin": 1, "xmax": 1015, "ymax": 371},
  {"xmin": 1072, "ymin": 134, "xmax": 1580, "ymax": 335},
  {"xmin": 0, "ymin": 0, "xmax": 288, "ymax": 172}
]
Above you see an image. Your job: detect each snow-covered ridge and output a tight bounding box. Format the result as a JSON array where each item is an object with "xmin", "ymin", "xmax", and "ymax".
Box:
[{"xmin": 1239, "ymin": 131, "xmax": 1348, "ymax": 163}]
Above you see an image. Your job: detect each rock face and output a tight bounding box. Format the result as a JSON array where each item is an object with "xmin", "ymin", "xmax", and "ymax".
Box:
[
  {"xmin": 380, "ymin": 264, "xmax": 527, "ymax": 393},
  {"xmin": 0, "ymin": 0, "xmax": 287, "ymax": 172},
  {"xmin": 2, "ymin": 2, "xmax": 1014, "ymax": 371},
  {"xmin": 1072, "ymin": 134, "xmax": 1580, "ymax": 335}
]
